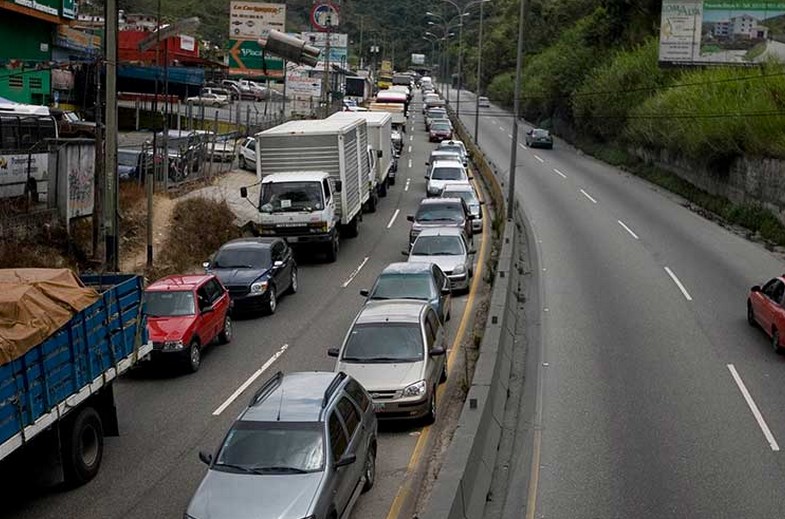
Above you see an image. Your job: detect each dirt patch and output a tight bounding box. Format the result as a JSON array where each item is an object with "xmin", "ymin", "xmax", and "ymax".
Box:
[{"xmin": 119, "ymin": 189, "xmax": 177, "ymax": 274}]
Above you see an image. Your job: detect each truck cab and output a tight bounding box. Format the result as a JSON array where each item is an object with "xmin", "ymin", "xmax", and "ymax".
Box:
[{"xmin": 242, "ymin": 171, "xmax": 343, "ymax": 262}]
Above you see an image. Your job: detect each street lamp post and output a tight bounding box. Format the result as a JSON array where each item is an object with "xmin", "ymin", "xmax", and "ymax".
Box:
[{"xmin": 474, "ymin": 0, "xmax": 485, "ymax": 142}]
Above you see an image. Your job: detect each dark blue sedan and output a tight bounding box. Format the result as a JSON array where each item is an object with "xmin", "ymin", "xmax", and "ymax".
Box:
[{"xmin": 360, "ymin": 262, "xmax": 452, "ymax": 322}]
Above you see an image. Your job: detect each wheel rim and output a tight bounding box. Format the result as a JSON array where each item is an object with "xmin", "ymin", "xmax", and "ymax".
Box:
[
  {"xmin": 269, "ymin": 289, "xmax": 277, "ymax": 312},
  {"xmin": 224, "ymin": 315, "xmax": 232, "ymax": 340},
  {"xmin": 80, "ymin": 424, "xmax": 99, "ymax": 467},
  {"xmin": 366, "ymin": 450, "xmax": 375, "ymax": 484},
  {"xmin": 291, "ymin": 270, "xmax": 298, "ymax": 292},
  {"xmin": 191, "ymin": 345, "xmax": 200, "ymax": 368}
]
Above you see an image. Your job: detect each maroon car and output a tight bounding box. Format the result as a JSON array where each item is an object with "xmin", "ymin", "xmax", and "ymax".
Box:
[
  {"xmin": 429, "ymin": 121, "xmax": 453, "ymax": 142},
  {"xmin": 145, "ymin": 274, "xmax": 232, "ymax": 373}
]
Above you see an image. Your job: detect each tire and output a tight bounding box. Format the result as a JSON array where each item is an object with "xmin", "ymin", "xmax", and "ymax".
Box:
[
  {"xmin": 343, "ymin": 217, "xmax": 359, "ymax": 239},
  {"xmin": 747, "ymin": 300, "xmax": 757, "ymax": 327},
  {"xmin": 63, "ymin": 407, "xmax": 104, "ymax": 486},
  {"xmin": 326, "ymin": 235, "xmax": 339, "ymax": 263},
  {"xmin": 287, "ymin": 267, "xmax": 298, "ymax": 294},
  {"xmin": 265, "ymin": 286, "xmax": 277, "ymax": 315},
  {"xmin": 218, "ymin": 314, "xmax": 233, "ymax": 344},
  {"xmin": 379, "ymin": 179, "xmax": 388, "ymax": 198},
  {"xmin": 773, "ymin": 329, "xmax": 781, "ymax": 354},
  {"xmin": 186, "ymin": 341, "xmax": 201, "ymax": 373},
  {"xmin": 362, "ymin": 445, "xmax": 376, "ymax": 493},
  {"xmin": 366, "ymin": 194, "xmax": 377, "ymax": 213},
  {"xmin": 239, "ymin": 155, "xmax": 247, "ymax": 170},
  {"xmin": 424, "ymin": 388, "xmax": 437, "ymax": 425},
  {"xmin": 389, "ymin": 175, "xmax": 396, "ymax": 186}
]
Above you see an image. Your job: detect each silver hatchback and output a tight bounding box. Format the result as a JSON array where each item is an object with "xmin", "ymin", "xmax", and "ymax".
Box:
[
  {"xmin": 329, "ymin": 301, "xmax": 447, "ymax": 423},
  {"xmin": 186, "ymin": 371, "xmax": 377, "ymax": 519}
]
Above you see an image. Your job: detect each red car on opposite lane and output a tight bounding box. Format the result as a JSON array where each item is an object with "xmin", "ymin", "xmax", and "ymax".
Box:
[
  {"xmin": 145, "ymin": 274, "xmax": 232, "ymax": 373},
  {"xmin": 747, "ymin": 275, "xmax": 785, "ymax": 352}
]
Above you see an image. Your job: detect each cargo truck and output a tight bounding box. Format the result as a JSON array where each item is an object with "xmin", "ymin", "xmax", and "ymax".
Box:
[
  {"xmin": 328, "ymin": 111, "xmax": 395, "ymax": 195},
  {"xmin": 0, "ymin": 270, "xmax": 150, "ymax": 487},
  {"xmin": 242, "ymin": 119, "xmax": 373, "ymax": 262}
]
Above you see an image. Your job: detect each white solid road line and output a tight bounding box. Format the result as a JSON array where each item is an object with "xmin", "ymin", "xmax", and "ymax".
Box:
[
  {"xmin": 519, "ymin": 143, "xmax": 527, "ymax": 149},
  {"xmin": 727, "ymin": 364, "xmax": 781, "ymax": 451},
  {"xmin": 617, "ymin": 220, "xmax": 640, "ymax": 240},
  {"xmin": 387, "ymin": 208, "xmax": 400, "ymax": 229},
  {"xmin": 405, "ymin": 178, "xmax": 411, "ymax": 192},
  {"xmin": 664, "ymin": 266, "xmax": 693, "ymax": 301},
  {"xmin": 342, "ymin": 257, "xmax": 370, "ymax": 288},
  {"xmin": 553, "ymin": 168, "xmax": 566, "ymax": 178},
  {"xmin": 508, "ymin": 134, "xmax": 513, "ymax": 139},
  {"xmin": 499, "ymin": 126, "xmax": 505, "ymax": 131},
  {"xmin": 212, "ymin": 344, "xmax": 289, "ymax": 416},
  {"xmin": 580, "ymin": 189, "xmax": 598, "ymax": 204},
  {"xmin": 410, "ymin": 135, "xmax": 414, "ymax": 142},
  {"xmin": 534, "ymin": 155, "xmax": 545, "ymax": 163}
]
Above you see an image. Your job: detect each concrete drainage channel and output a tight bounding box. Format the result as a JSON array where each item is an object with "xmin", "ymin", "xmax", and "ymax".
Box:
[{"xmin": 418, "ymin": 107, "xmax": 523, "ymax": 519}]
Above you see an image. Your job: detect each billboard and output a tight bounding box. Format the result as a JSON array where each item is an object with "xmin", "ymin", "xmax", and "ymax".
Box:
[
  {"xmin": 659, "ymin": 0, "xmax": 785, "ymax": 65},
  {"xmin": 411, "ymin": 53, "xmax": 426, "ymax": 65},
  {"xmin": 301, "ymin": 32, "xmax": 348, "ymax": 65},
  {"xmin": 229, "ymin": 1, "xmax": 286, "ymax": 40},
  {"xmin": 228, "ymin": 39, "xmax": 284, "ymax": 78}
]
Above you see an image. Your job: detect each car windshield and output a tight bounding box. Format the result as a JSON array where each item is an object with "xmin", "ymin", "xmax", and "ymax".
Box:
[
  {"xmin": 438, "ymin": 145, "xmax": 464, "ymax": 156},
  {"xmin": 442, "ymin": 190, "xmax": 478, "ymax": 207},
  {"xmin": 416, "ymin": 204, "xmax": 463, "ymax": 222},
  {"xmin": 431, "ymin": 152, "xmax": 461, "ymax": 162},
  {"xmin": 145, "ymin": 290, "xmax": 195, "ymax": 317},
  {"xmin": 432, "ymin": 122, "xmax": 451, "ymax": 131},
  {"xmin": 533, "ymin": 129, "xmax": 549, "ymax": 137},
  {"xmin": 370, "ymin": 273, "xmax": 434, "ymax": 300},
  {"xmin": 342, "ymin": 323, "xmax": 424, "ymax": 362},
  {"xmin": 213, "ymin": 247, "xmax": 272, "ymax": 269},
  {"xmin": 431, "ymin": 167, "xmax": 465, "ymax": 181},
  {"xmin": 64, "ymin": 112, "xmax": 80, "ymax": 122},
  {"xmin": 117, "ymin": 151, "xmax": 139, "ymax": 166},
  {"xmin": 260, "ymin": 181, "xmax": 324, "ymax": 212},
  {"xmin": 412, "ymin": 235, "xmax": 465, "ymax": 256},
  {"xmin": 215, "ymin": 422, "xmax": 324, "ymax": 473}
]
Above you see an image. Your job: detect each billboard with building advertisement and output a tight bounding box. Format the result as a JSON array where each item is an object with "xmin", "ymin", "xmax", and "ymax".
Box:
[
  {"xmin": 228, "ymin": 2, "xmax": 285, "ymax": 79},
  {"xmin": 659, "ymin": 0, "xmax": 785, "ymax": 65},
  {"xmin": 301, "ymin": 32, "xmax": 348, "ymax": 66}
]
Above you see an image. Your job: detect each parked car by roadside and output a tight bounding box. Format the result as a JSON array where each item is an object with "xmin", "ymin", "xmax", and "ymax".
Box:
[
  {"xmin": 185, "ymin": 92, "xmax": 229, "ymax": 107},
  {"xmin": 407, "ymin": 196, "xmax": 474, "ymax": 249},
  {"xmin": 406, "ymin": 227, "xmax": 475, "ymax": 293},
  {"xmin": 144, "ymin": 274, "xmax": 232, "ymax": 373},
  {"xmin": 329, "ymin": 301, "xmax": 447, "ymax": 423},
  {"xmin": 360, "ymin": 262, "xmax": 452, "ymax": 323},
  {"xmin": 204, "ymin": 237, "xmax": 298, "ymax": 316},
  {"xmin": 237, "ymin": 136, "xmax": 257, "ymax": 170},
  {"xmin": 186, "ymin": 371, "xmax": 377, "ymax": 519},
  {"xmin": 51, "ymin": 109, "xmax": 96, "ymax": 138}
]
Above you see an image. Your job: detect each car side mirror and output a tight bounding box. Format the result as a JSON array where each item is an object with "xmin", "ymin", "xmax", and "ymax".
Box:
[
  {"xmin": 429, "ymin": 347, "xmax": 446, "ymax": 357},
  {"xmin": 402, "ymin": 250, "xmax": 410, "ymax": 256},
  {"xmin": 240, "ymin": 187, "xmax": 248, "ymax": 198},
  {"xmin": 199, "ymin": 450, "xmax": 213, "ymax": 465},
  {"xmin": 273, "ymin": 260, "xmax": 284, "ymax": 268},
  {"xmin": 406, "ymin": 215, "xmax": 414, "ymax": 222},
  {"xmin": 424, "ymin": 175, "xmax": 430, "ymax": 179},
  {"xmin": 335, "ymin": 453, "xmax": 357, "ymax": 468},
  {"xmin": 468, "ymin": 175, "xmax": 474, "ymax": 180},
  {"xmin": 328, "ymin": 347, "xmax": 340, "ymax": 358},
  {"xmin": 335, "ymin": 180, "xmax": 343, "ymax": 193},
  {"xmin": 359, "ymin": 289, "xmax": 370, "ymax": 297},
  {"xmin": 470, "ymin": 247, "xmax": 477, "ymax": 255},
  {"xmin": 479, "ymin": 201, "xmax": 486, "ymax": 205},
  {"xmin": 751, "ymin": 285, "xmax": 762, "ymax": 292},
  {"xmin": 377, "ymin": 150, "xmax": 383, "ymax": 158},
  {"xmin": 202, "ymin": 261, "xmax": 210, "ymax": 270},
  {"xmin": 425, "ymin": 162, "xmax": 430, "ymax": 166},
  {"xmin": 441, "ymin": 287, "xmax": 451, "ymax": 295}
]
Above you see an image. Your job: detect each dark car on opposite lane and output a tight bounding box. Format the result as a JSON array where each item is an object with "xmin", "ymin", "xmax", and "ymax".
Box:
[{"xmin": 525, "ymin": 128, "xmax": 553, "ymax": 149}]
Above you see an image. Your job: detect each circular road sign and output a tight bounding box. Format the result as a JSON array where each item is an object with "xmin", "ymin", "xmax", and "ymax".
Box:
[{"xmin": 310, "ymin": 1, "xmax": 340, "ymax": 32}]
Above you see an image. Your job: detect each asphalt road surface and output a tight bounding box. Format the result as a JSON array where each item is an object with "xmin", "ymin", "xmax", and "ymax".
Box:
[
  {"xmin": 448, "ymin": 87, "xmax": 785, "ymax": 518},
  {"xmin": 1, "ymin": 93, "xmax": 486, "ymax": 519}
]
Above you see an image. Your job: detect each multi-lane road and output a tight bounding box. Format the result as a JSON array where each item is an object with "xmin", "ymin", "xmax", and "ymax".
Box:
[
  {"xmin": 1, "ymin": 93, "xmax": 489, "ymax": 519},
  {"xmin": 448, "ymin": 87, "xmax": 785, "ymax": 518}
]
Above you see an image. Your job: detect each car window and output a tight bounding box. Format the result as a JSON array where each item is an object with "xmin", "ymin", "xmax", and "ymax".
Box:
[
  {"xmin": 337, "ymin": 397, "xmax": 361, "ymax": 439},
  {"xmin": 412, "ymin": 235, "xmax": 466, "ymax": 256},
  {"xmin": 433, "ymin": 265, "xmax": 447, "ymax": 291},
  {"xmin": 431, "ymin": 167, "xmax": 465, "ymax": 181},
  {"xmin": 208, "ymin": 278, "xmax": 225, "ymax": 303},
  {"xmin": 342, "ymin": 323, "xmax": 424, "ymax": 362},
  {"xmin": 763, "ymin": 279, "xmax": 782, "ymax": 299},
  {"xmin": 416, "ymin": 203, "xmax": 464, "ymax": 223},
  {"xmin": 271, "ymin": 242, "xmax": 283, "ymax": 261},
  {"xmin": 213, "ymin": 247, "xmax": 271, "ymax": 269},
  {"xmin": 197, "ymin": 286, "xmax": 211, "ymax": 309},
  {"xmin": 423, "ymin": 313, "xmax": 436, "ymax": 348},
  {"xmin": 344, "ymin": 379, "xmax": 370, "ymax": 412},
  {"xmin": 426, "ymin": 310, "xmax": 441, "ymax": 347},
  {"xmin": 322, "ymin": 179, "xmax": 331, "ymax": 201},
  {"xmin": 328, "ymin": 412, "xmax": 348, "ymax": 462},
  {"xmin": 771, "ymin": 280, "xmax": 785, "ymax": 304},
  {"xmin": 370, "ymin": 272, "xmax": 433, "ymax": 300},
  {"xmin": 145, "ymin": 290, "xmax": 195, "ymax": 317},
  {"xmin": 214, "ymin": 421, "xmax": 324, "ymax": 472}
]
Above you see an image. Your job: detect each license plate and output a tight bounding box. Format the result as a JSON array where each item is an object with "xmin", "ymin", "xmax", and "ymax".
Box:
[
  {"xmin": 373, "ymin": 402, "xmax": 385, "ymax": 411},
  {"xmin": 284, "ymin": 237, "xmax": 299, "ymax": 243}
]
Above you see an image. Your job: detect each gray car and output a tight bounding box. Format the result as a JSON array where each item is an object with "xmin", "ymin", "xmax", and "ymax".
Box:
[
  {"xmin": 407, "ymin": 197, "xmax": 474, "ymax": 249},
  {"xmin": 329, "ymin": 301, "xmax": 447, "ymax": 423},
  {"xmin": 186, "ymin": 371, "xmax": 377, "ymax": 519},
  {"xmin": 407, "ymin": 227, "xmax": 475, "ymax": 293},
  {"xmin": 440, "ymin": 181, "xmax": 484, "ymax": 233}
]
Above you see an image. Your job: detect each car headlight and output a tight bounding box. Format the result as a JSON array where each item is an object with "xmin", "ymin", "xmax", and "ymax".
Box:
[
  {"xmin": 403, "ymin": 380, "xmax": 427, "ymax": 398},
  {"xmin": 164, "ymin": 340, "xmax": 185, "ymax": 351},
  {"xmin": 453, "ymin": 264, "xmax": 467, "ymax": 275},
  {"xmin": 250, "ymin": 281, "xmax": 268, "ymax": 293}
]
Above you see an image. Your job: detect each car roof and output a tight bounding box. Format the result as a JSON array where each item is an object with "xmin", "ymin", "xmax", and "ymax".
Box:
[
  {"xmin": 417, "ymin": 226, "xmax": 465, "ymax": 237},
  {"xmin": 380, "ymin": 262, "xmax": 434, "ymax": 275},
  {"xmin": 419, "ymin": 197, "xmax": 464, "ymax": 206},
  {"xmin": 220, "ymin": 237, "xmax": 278, "ymax": 250},
  {"xmin": 439, "ymin": 140, "xmax": 465, "ymax": 148},
  {"xmin": 355, "ymin": 300, "xmax": 428, "ymax": 324},
  {"xmin": 146, "ymin": 274, "xmax": 213, "ymax": 291},
  {"xmin": 430, "ymin": 160, "xmax": 464, "ymax": 168},
  {"xmin": 241, "ymin": 371, "xmax": 344, "ymax": 423},
  {"xmin": 440, "ymin": 181, "xmax": 473, "ymax": 192}
]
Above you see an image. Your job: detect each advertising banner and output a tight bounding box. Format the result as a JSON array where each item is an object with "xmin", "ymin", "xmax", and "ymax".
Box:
[
  {"xmin": 229, "ymin": 2, "xmax": 286, "ymax": 40},
  {"xmin": 411, "ymin": 53, "xmax": 426, "ymax": 65},
  {"xmin": 228, "ymin": 39, "xmax": 284, "ymax": 78},
  {"xmin": 0, "ymin": 153, "xmax": 49, "ymax": 199},
  {"xmin": 55, "ymin": 26, "xmax": 100, "ymax": 55},
  {"xmin": 301, "ymin": 32, "xmax": 348, "ymax": 48},
  {"xmin": 659, "ymin": 0, "xmax": 785, "ymax": 65},
  {"xmin": 63, "ymin": 144, "xmax": 94, "ymax": 218}
]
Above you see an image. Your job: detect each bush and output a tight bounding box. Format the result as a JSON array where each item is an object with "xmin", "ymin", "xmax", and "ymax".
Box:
[
  {"xmin": 149, "ymin": 197, "xmax": 241, "ymax": 280},
  {"xmin": 488, "ymin": 71, "xmax": 516, "ymax": 107},
  {"xmin": 625, "ymin": 62, "xmax": 785, "ymax": 160}
]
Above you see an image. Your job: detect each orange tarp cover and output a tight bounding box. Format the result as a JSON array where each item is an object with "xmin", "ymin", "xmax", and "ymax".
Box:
[{"xmin": 0, "ymin": 269, "xmax": 99, "ymax": 366}]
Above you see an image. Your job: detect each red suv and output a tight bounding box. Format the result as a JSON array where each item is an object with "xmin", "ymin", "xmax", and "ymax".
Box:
[{"xmin": 145, "ymin": 274, "xmax": 232, "ymax": 373}]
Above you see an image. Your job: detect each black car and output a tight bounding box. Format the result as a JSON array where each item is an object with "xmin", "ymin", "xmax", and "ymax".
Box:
[
  {"xmin": 204, "ymin": 238, "xmax": 298, "ymax": 315},
  {"xmin": 525, "ymin": 128, "xmax": 553, "ymax": 149}
]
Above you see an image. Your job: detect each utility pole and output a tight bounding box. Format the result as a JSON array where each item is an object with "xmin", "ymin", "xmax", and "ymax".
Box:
[
  {"xmin": 322, "ymin": 12, "xmax": 332, "ymax": 118},
  {"xmin": 105, "ymin": 0, "xmax": 119, "ymax": 271},
  {"xmin": 92, "ymin": 56, "xmax": 103, "ymax": 260},
  {"xmin": 507, "ymin": 0, "xmax": 525, "ymax": 220},
  {"xmin": 456, "ymin": 14, "xmax": 463, "ymax": 116},
  {"xmin": 474, "ymin": 0, "xmax": 485, "ymax": 142}
]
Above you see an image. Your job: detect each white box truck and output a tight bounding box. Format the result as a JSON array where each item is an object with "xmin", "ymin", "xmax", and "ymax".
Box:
[
  {"xmin": 329, "ymin": 111, "xmax": 395, "ymax": 197},
  {"xmin": 241, "ymin": 119, "xmax": 372, "ymax": 261}
]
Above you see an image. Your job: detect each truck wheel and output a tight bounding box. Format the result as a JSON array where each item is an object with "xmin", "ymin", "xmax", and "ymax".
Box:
[
  {"xmin": 389, "ymin": 175, "xmax": 396, "ymax": 186},
  {"xmin": 326, "ymin": 235, "xmax": 339, "ymax": 263},
  {"xmin": 379, "ymin": 179, "xmax": 388, "ymax": 197},
  {"xmin": 63, "ymin": 407, "xmax": 104, "ymax": 486},
  {"xmin": 366, "ymin": 193, "xmax": 377, "ymax": 213},
  {"xmin": 345, "ymin": 217, "xmax": 359, "ymax": 238}
]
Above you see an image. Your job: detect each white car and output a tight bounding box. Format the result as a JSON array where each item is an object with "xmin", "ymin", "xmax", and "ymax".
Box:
[
  {"xmin": 438, "ymin": 140, "xmax": 469, "ymax": 166},
  {"xmin": 425, "ymin": 159, "xmax": 470, "ymax": 197},
  {"xmin": 185, "ymin": 92, "xmax": 229, "ymax": 107},
  {"xmin": 237, "ymin": 137, "xmax": 256, "ymax": 171},
  {"xmin": 407, "ymin": 227, "xmax": 474, "ymax": 292},
  {"xmin": 478, "ymin": 96, "xmax": 490, "ymax": 107}
]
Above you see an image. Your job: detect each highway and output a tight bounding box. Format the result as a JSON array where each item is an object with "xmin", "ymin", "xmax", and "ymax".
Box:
[
  {"xmin": 448, "ymin": 87, "xmax": 785, "ymax": 518},
  {"xmin": 1, "ymin": 94, "xmax": 488, "ymax": 519}
]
